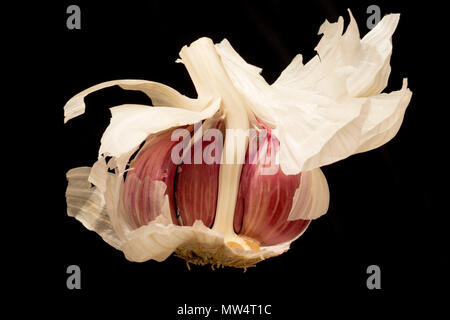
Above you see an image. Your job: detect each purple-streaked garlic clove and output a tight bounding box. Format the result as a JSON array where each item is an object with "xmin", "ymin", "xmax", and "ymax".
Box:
[
  {"xmin": 175, "ymin": 122, "xmax": 223, "ymax": 228},
  {"xmin": 123, "ymin": 128, "xmax": 185, "ymax": 227},
  {"xmin": 234, "ymin": 129, "xmax": 309, "ymax": 246}
]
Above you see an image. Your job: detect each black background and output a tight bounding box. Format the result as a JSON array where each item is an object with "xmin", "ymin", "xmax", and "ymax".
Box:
[{"xmin": 11, "ymin": 0, "xmax": 448, "ymax": 316}]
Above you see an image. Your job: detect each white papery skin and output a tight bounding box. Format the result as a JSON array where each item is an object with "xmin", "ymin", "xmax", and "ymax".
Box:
[{"xmin": 64, "ymin": 11, "xmax": 411, "ymax": 268}]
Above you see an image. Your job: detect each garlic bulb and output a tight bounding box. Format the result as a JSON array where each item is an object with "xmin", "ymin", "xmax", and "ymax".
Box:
[{"xmin": 64, "ymin": 11, "xmax": 412, "ymax": 268}]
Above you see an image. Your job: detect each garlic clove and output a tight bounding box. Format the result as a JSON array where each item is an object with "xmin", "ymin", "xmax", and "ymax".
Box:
[
  {"xmin": 175, "ymin": 156, "xmax": 219, "ymax": 227},
  {"xmin": 175, "ymin": 122, "xmax": 223, "ymax": 228},
  {"xmin": 233, "ymin": 130, "xmax": 310, "ymax": 246},
  {"xmin": 123, "ymin": 128, "xmax": 183, "ymax": 226}
]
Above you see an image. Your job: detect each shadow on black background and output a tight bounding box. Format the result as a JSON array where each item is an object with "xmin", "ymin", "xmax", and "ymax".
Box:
[{"xmin": 9, "ymin": 0, "xmax": 448, "ymax": 316}]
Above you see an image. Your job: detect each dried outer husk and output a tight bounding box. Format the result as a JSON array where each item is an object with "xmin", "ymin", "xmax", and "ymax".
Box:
[
  {"xmin": 66, "ymin": 167, "xmax": 121, "ymax": 249},
  {"xmin": 215, "ymin": 11, "xmax": 412, "ymax": 175}
]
